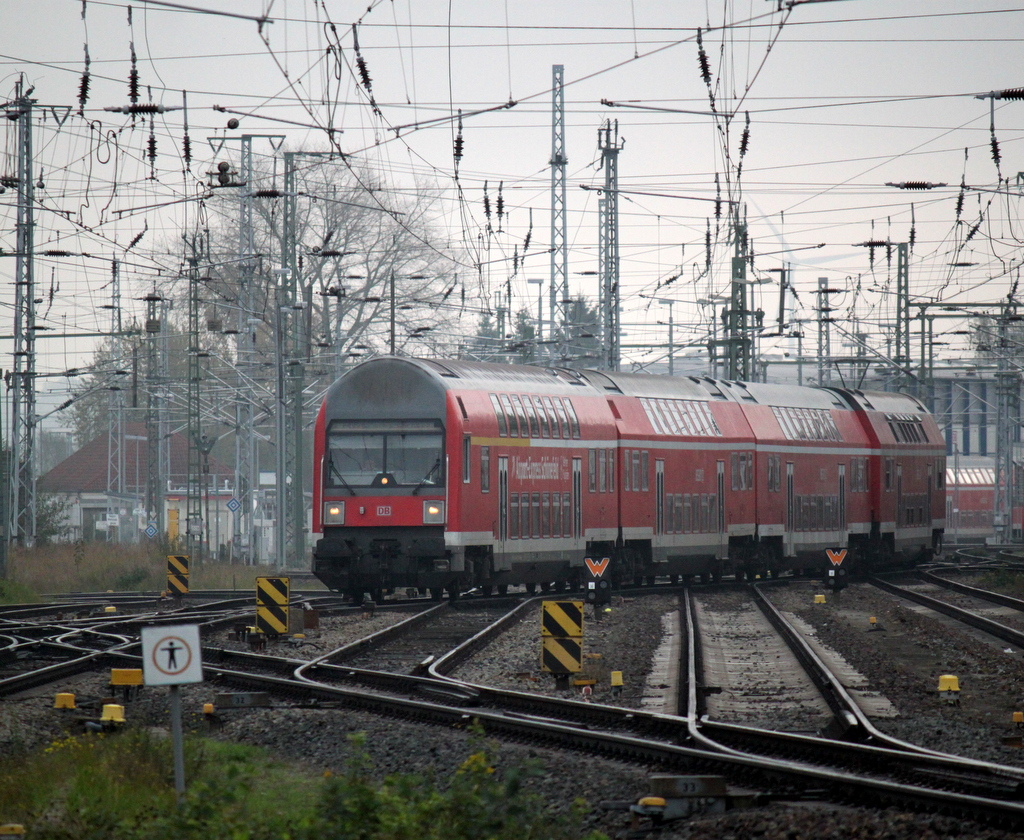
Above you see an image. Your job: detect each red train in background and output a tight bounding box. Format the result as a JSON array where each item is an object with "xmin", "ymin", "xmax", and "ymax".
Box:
[
  {"xmin": 312, "ymin": 357, "xmax": 946, "ymax": 600},
  {"xmin": 944, "ymin": 458, "xmax": 1024, "ymax": 544}
]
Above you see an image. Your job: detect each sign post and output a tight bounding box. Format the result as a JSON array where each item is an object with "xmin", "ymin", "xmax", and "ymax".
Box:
[
  {"xmin": 141, "ymin": 624, "xmax": 204, "ymax": 799},
  {"xmin": 825, "ymin": 548, "xmax": 848, "ymax": 592}
]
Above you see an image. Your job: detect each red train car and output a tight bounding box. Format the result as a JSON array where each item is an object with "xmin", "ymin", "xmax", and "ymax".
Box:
[
  {"xmin": 312, "ymin": 357, "xmax": 945, "ymax": 599},
  {"xmin": 944, "ymin": 458, "xmax": 1024, "ymax": 543}
]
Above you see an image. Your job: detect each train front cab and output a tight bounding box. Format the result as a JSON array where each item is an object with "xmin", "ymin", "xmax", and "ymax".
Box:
[{"xmin": 312, "ymin": 358, "xmax": 453, "ymax": 600}]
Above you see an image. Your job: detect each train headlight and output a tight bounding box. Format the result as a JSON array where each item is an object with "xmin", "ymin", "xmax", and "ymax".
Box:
[
  {"xmin": 423, "ymin": 500, "xmax": 446, "ymax": 524},
  {"xmin": 323, "ymin": 501, "xmax": 345, "ymax": 525}
]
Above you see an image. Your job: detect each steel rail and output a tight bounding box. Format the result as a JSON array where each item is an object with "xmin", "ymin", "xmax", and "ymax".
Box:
[{"xmin": 869, "ymin": 575, "xmax": 1024, "ymax": 649}]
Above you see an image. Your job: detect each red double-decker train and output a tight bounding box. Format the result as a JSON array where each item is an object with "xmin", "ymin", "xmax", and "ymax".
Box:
[{"xmin": 312, "ymin": 357, "xmax": 946, "ymax": 599}]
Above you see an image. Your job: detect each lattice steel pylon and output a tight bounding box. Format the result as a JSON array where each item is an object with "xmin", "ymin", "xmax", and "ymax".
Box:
[
  {"xmin": 143, "ymin": 289, "xmax": 166, "ymax": 541},
  {"xmin": 549, "ymin": 65, "xmax": 569, "ymax": 361},
  {"xmin": 597, "ymin": 120, "xmax": 624, "ymax": 371},
  {"xmin": 7, "ymin": 80, "xmax": 37, "ymax": 547},
  {"xmin": 234, "ymin": 135, "xmax": 257, "ymax": 564},
  {"xmin": 185, "ymin": 248, "xmax": 205, "ymax": 560},
  {"xmin": 723, "ymin": 217, "xmax": 754, "ymax": 382},
  {"xmin": 994, "ymin": 303, "xmax": 1021, "ymax": 544},
  {"xmin": 278, "ymin": 151, "xmax": 312, "ymax": 568},
  {"xmin": 895, "ymin": 242, "xmax": 911, "ymax": 394},
  {"xmin": 106, "ymin": 259, "xmax": 125, "ymax": 542}
]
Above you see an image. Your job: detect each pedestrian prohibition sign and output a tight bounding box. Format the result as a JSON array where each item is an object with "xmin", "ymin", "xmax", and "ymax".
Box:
[{"xmin": 140, "ymin": 624, "xmax": 204, "ymax": 686}]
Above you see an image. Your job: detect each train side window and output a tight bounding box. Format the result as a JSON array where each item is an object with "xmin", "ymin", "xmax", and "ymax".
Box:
[
  {"xmin": 700, "ymin": 494, "xmax": 709, "ymax": 532},
  {"xmin": 510, "ymin": 493, "xmax": 520, "ymax": 538},
  {"xmin": 884, "ymin": 457, "xmax": 894, "ymax": 491},
  {"xmin": 480, "ymin": 446, "xmax": 490, "ymax": 493},
  {"xmin": 589, "ymin": 450, "xmax": 597, "ymax": 492},
  {"xmin": 552, "ymin": 493, "xmax": 561, "ymax": 536},
  {"xmin": 532, "ymin": 396, "xmax": 550, "ymax": 438},
  {"xmin": 607, "ymin": 449, "xmax": 615, "ymax": 492},
  {"xmin": 554, "ymin": 399, "xmax": 571, "ymax": 439},
  {"xmin": 661, "ymin": 401, "xmax": 680, "ymax": 435},
  {"xmin": 632, "ymin": 451, "xmax": 641, "ymax": 491},
  {"xmin": 532, "ymin": 493, "xmax": 541, "ymax": 538},
  {"xmin": 745, "ymin": 451, "xmax": 754, "ymax": 489},
  {"xmin": 463, "ymin": 435, "xmax": 471, "ymax": 483},
  {"xmin": 542, "ymin": 396, "xmax": 562, "ymax": 438},
  {"xmin": 489, "ymin": 394, "xmax": 507, "ymax": 437},
  {"xmin": 542, "ymin": 492, "xmax": 550, "ymax": 537},
  {"xmin": 674, "ymin": 494, "xmax": 683, "ymax": 533},
  {"xmin": 686, "ymin": 402, "xmax": 703, "ymax": 435},
  {"xmin": 563, "ymin": 398, "xmax": 581, "ymax": 439},
  {"xmin": 731, "ymin": 453, "xmax": 742, "ymax": 491},
  {"xmin": 668, "ymin": 401, "xmax": 687, "ymax": 435},
  {"xmin": 936, "ymin": 460, "xmax": 945, "ymax": 489},
  {"xmin": 599, "ymin": 449, "xmax": 607, "ymax": 492},
  {"xmin": 683, "ymin": 494, "xmax": 692, "ymax": 532},
  {"xmin": 523, "ymin": 396, "xmax": 541, "ymax": 437},
  {"xmin": 700, "ymin": 402, "xmax": 721, "ymax": 436},
  {"xmin": 499, "ymin": 394, "xmax": 519, "ymax": 437},
  {"xmin": 562, "ymin": 492, "xmax": 572, "ymax": 537},
  {"xmin": 641, "ymin": 451, "xmax": 650, "ymax": 491},
  {"xmin": 520, "ymin": 494, "xmax": 529, "ymax": 539},
  {"xmin": 510, "ymin": 395, "xmax": 530, "ymax": 438},
  {"xmin": 623, "ymin": 450, "xmax": 631, "ymax": 491}
]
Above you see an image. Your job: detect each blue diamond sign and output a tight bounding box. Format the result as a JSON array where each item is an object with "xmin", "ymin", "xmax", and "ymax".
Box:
[
  {"xmin": 226, "ymin": 498, "xmax": 241, "ymax": 513},
  {"xmin": 145, "ymin": 525, "xmax": 158, "ymax": 539}
]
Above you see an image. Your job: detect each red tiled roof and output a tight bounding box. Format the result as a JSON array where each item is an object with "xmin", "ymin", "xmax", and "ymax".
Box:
[{"xmin": 38, "ymin": 422, "xmax": 233, "ymax": 494}]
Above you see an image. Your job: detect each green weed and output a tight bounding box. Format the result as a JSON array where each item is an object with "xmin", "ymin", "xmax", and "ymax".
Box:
[{"xmin": 0, "ymin": 726, "xmax": 606, "ymax": 840}]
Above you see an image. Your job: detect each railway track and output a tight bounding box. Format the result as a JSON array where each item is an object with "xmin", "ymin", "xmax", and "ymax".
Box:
[{"xmin": 9, "ymin": 585, "xmax": 1024, "ymax": 828}]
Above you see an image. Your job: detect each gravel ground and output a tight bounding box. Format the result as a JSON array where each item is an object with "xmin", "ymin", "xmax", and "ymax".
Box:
[
  {"xmin": 766, "ymin": 579, "xmax": 1024, "ymax": 768},
  {"xmin": 451, "ymin": 593, "xmax": 677, "ymax": 707},
  {"xmin": 6, "ymin": 587, "xmax": 1024, "ymax": 838}
]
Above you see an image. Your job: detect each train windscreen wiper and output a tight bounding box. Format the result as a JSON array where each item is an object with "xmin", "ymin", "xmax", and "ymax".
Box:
[
  {"xmin": 411, "ymin": 458, "xmax": 442, "ymax": 496},
  {"xmin": 327, "ymin": 453, "xmax": 357, "ymax": 496}
]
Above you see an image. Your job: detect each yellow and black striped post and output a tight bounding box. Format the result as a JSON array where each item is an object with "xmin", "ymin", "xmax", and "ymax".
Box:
[
  {"xmin": 540, "ymin": 600, "xmax": 584, "ymax": 676},
  {"xmin": 166, "ymin": 554, "xmax": 189, "ymax": 596},
  {"xmin": 255, "ymin": 576, "xmax": 290, "ymax": 635}
]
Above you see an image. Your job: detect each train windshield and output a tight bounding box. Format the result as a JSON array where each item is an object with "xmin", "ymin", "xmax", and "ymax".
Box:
[{"xmin": 326, "ymin": 420, "xmax": 444, "ymax": 489}]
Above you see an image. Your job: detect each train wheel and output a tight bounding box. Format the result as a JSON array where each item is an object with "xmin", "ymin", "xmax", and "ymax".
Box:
[
  {"xmin": 497, "ymin": 584, "xmax": 509, "ymax": 595},
  {"xmin": 540, "ymin": 582, "xmax": 551, "ymax": 592},
  {"xmin": 645, "ymin": 576, "xmax": 657, "ymax": 586},
  {"xmin": 481, "ymin": 585, "xmax": 494, "ymax": 596},
  {"xmin": 525, "ymin": 583, "xmax": 537, "ymax": 594},
  {"xmin": 554, "ymin": 580, "xmax": 567, "ymax": 592},
  {"xmin": 447, "ymin": 584, "xmax": 461, "ymax": 601},
  {"xmin": 430, "ymin": 587, "xmax": 444, "ymax": 601}
]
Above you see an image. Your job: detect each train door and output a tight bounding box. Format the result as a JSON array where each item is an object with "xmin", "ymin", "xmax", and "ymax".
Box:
[
  {"xmin": 716, "ymin": 460, "xmax": 726, "ymax": 558},
  {"xmin": 896, "ymin": 464, "xmax": 904, "ymax": 529},
  {"xmin": 927, "ymin": 462, "xmax": 933, "ymax": 526},
  {"xmin": 785, "ymin": 462, "xmax": 795, "ymax": 556},
  {"xmin": 572, "ymin": 457, "xmax": 583, "ymax": 548},
  {"xmin": 656, "ymin": 460, "xmax": 665, "ymax": 535},
  {"xmin": 496, "ymin": 456, "xmax": 509, "ymax": 570},
  {"xmin": 838, "ymin": 463, "xmax": 847, "ymax": 535}
]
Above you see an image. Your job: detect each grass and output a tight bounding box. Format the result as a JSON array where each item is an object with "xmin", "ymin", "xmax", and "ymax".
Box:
[
  {"xmin": 0, "ymin": 730, "xmax": 323, "ymax": 839},
  {"xmin": 0, "ymin": 728, "xmax": 606, "ymax": 840},
  {"xmin": 0, "ymin": 543, "xmax": 326, "ymax": 603}
]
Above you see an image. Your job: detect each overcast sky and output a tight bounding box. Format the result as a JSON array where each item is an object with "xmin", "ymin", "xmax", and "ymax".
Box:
[{"xmin": 3, "ymin": 0, "xmax": 1024, "ymax": 413}]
